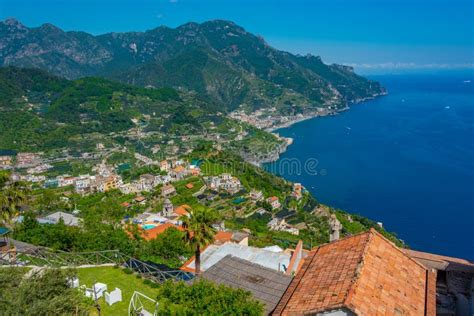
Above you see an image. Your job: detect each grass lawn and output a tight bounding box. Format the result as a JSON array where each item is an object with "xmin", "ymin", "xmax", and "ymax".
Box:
[
  {"xmin": 174, "ymin": 176, "xmax": 204, "ymax": 196},
  {"xmin": 77, "ymin": 266, "xmax": 159, "ymax": 316}
]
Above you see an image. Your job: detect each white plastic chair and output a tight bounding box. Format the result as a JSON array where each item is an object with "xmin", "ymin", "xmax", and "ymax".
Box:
[
  {"xmin": 67, "ymin": 277, "xmax": 79, "ymax": 288},
  {"xmin": 80, "ymin": 282, "xmax": 107, "ymax": 299},
  {"xmin": 93, "ymin": 282, "xmax": 107, "ymax": 299},
  {"xmin": 105, "ymin": 287, "xmax": 122, "ymax": 306},
  {"xmin": 80, "ymin": 285, "xmax": 94, "ymax": 298}
]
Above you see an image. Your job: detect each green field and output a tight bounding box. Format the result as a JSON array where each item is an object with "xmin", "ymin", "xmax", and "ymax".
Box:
[{"xmin": 77, "ymin": 266, "xmax": 159, "ymax": 315}]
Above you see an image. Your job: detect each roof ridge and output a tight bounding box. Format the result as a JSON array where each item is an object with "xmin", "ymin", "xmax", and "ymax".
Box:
[
  {"xmin": 342, "ymin": 229, "xmax": 373, "ymax": 312},
  {"xmin": 273, "ymin": 247, "xmax": 320, "ymax": 314},
  {"xmin": 309, "ymin": 229, "xmax": 372, "ymax": 252},
  {"xmin": 368, "ymin": 228, "xmax": 430, "ymax": 271}
]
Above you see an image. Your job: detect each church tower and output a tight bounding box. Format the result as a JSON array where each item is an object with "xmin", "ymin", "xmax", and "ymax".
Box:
[
  {"xmin": 162, "ymin": 198, "xmax": 174, "ymax": 218},
  {"xmin": 329, "ymin": 214, "xmax": 342, "ymax": 242}
]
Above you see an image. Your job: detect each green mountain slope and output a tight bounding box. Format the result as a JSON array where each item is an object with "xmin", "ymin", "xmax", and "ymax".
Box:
[
  {"xmin": 0, "ymin": 67, "xmax": 214, "ymax": 151},
  {"xmin": 0, "ymin": 18, "xmax": 385, "ymax": 113}
]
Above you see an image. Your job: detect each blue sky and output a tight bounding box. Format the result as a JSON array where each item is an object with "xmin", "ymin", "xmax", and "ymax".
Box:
[{"xmin": 1, "ymin": 0, "xmax": 473, "ymax": 73}]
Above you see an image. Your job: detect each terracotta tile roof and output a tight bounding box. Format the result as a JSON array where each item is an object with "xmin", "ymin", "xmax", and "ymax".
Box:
[
  {"xmin": 141, "ymin": 223, "xmax": 183, "ymax": 241},
  {"xmin": 214, "ymin": 231, "xmax": 233, "ymax": 244},
  {"xmin": 405, "ymin": 248, "xmax": 474, "ymax": 301},
  {"xmin": 134, "ymin": 196, "xmax": 146, "ymax": 202},
  {"xmin": 185, "ymin": 183, "xmax": 194, "ymax": 189},
  {"xmin": 273, "ymin": 229, "xmax": 436, "ymax": 316},
  {"xmin": 405, "ymin": 249, "xmax": 474, "ymax": 272},
  {"xmin": 174, "ymin": 204, "xmax": 190, "ymax": 217}
]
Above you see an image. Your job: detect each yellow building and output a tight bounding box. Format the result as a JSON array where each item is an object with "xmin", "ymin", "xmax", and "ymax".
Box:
[
  {"xmin": 0, "ymin": 156, "xmax": 12, "ymax": 167},
  {"xmin": 102, "ymin": 175, "xmax": 119, "ymax": 192}
]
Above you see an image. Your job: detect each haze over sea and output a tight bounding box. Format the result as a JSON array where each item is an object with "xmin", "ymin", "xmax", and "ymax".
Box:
[{"xmin": 266, "ymin": 73, "xmax": 474, "ymax": 259}]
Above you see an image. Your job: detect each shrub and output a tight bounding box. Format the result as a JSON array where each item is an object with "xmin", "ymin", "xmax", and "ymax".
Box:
[
  {"xmin": 0, "ymin": 268, "xmax": 92, "ymax": 315},
  {"xmin": 156, "ymin": 279, "xmax": 264, "ymax": 315}
]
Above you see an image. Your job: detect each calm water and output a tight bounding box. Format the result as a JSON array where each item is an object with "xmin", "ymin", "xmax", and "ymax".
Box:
[{"xmin": 266, "ymin": 73, "xmax": 474, "ymax": 260}]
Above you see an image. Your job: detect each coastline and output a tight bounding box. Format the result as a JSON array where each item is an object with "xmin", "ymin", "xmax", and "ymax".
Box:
[
  {"xmin": 258, "ymin": 92, "xmax": 388, "ymax": 165},
  {"xmin": 265, "ymin": 109, "xmax": 340, "ymax": 133},
  {"xmin": 259, "ymin": 73, "xmax": 474, "ymax": 259},
  {"xmin": 267, "ymin": 92, "xmax": 388, "ymax": 133}
]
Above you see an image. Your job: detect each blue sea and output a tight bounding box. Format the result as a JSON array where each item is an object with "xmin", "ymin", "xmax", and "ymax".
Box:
[{"xmin": 266, "ymin": 73, "xmax": 474, "ymax": 260}]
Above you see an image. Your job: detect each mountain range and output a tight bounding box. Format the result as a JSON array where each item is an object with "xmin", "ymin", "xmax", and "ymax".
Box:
[{"xmin": 0, "ymin": 18, "xmax": 384, "ymax": 113}]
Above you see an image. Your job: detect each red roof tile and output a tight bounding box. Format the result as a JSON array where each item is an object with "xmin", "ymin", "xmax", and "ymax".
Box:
[
  {"xmin": 134, "ymin": 196, "xmax": 146, "ymax": 202},
  {"xmin": 141, "ymin": 223, "xmax": 183, "ymax": 241},
  {"xmin": 273, "ymin": 229, "xmax": 435, "ymax": 315},
  {"xmin": 174, "ymin": 204, "xmax": 190, "ymax": 217},
  {"xmin": 214, "ymin": 231, "xmax": 233, "ymax": 244},
  {"xmin": 404, "ymin": 249, "xmax": 474, "ymax": 271}
]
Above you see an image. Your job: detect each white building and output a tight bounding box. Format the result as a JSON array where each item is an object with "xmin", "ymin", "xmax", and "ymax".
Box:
[
  {"xmin": 119, "ymin": 182, "xmax": 140, "ymax": 195},
  {"xmin": 38, "ymin": 211, "xmax": 81, "ymax": 226},
  {"xmin": 138, "ymin": 174, "xmax": 155, "ymax": 192},
  {"xmin": 267, "ymin": 218, "xmax": 299, "ymax": 235},
  {"xmin": 57, "ymin": 176, "xmax": 75, "ymax": 187},
  {"xmin": 205, "ymin": 174, "xmax": 242, "ymax": 194},
  {"xmin": 74, "ymin": 176, "xmax": 91, "ymax": 193},
  {"xmin": 250, "ymin": 190, "xmax": 263, "ymax": 201},
  {"xmin": 267, "ymin": 196, "xmax": 281, "ymax": 210}
]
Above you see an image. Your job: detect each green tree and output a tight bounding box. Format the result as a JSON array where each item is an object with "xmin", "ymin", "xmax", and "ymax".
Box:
[
  {"xmin": 156, "ymin": 279, "xmax": 264, "ymax": 315},
  {"xmin": 0, "ymin": 267, "xmax": 92, "ymax": 315},
  {"xmin": 141, "ymin": 227, "xmax": 192, "ymax": 267},
  {"xmin": 0, "ymin": 181, "xmax": 28, "ymax": 227},
  {"xmin": 181, "ymin": 206, "xmax": 218, "ymax": 275},
  {"xmin": 0, "ymin": 170, "xmax": 10, "ymax": 188}
]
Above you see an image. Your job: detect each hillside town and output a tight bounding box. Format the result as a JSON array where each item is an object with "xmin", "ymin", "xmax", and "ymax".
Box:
[
  {"xmin": 1, "ymin": 146, "xmax": 473, "ymax": 316},
  {"xmin": 229, "ymin": 107, "xmax": 335, "ymax": 132},
  {"xmin": 0, "ymin": 4, "xmax": 472, "ymax": 315},
  {"xmin": 0, "ymin": 149, "xmax": 310, "ymax": 244}
]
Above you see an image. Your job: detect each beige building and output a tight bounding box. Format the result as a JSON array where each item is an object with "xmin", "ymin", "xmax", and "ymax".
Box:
[
  {"xmin": 0, "ymin": 156, "xmax": 13, "ymax": 168},
  {"xmin": 161, "ymin": 184, "xmax": 176, "ymax": 197}
]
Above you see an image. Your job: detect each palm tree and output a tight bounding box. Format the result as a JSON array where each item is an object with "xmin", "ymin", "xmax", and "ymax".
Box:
[
  {"xmin": 0, "ymin": 181, "xmax": 28, "ymax": 227},
  {"xmin": 181, "ymin": 206, "xmax": 218, "ymax": 276}
]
